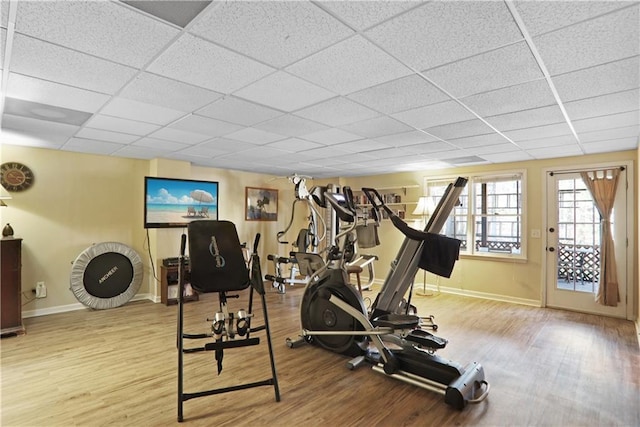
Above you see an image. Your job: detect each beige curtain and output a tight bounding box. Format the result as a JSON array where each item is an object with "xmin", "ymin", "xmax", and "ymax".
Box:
[{"xmin": 580, "ymin": 169, "xmax": 620, "ymax": 306}]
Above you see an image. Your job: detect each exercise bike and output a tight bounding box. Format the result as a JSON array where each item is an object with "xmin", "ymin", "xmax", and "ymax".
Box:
[{"xmin": 286, "ymin": 179, "xmax": 489, "ymax": 410}]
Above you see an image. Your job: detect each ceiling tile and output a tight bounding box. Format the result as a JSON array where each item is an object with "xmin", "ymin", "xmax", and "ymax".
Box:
[
  {"xmin": 318, "ymin": 1, "xmax": 420, "ymax": 31},
  {"xmin": 286, "ymin": 35, "xmax": 412, "ymax": 95},
  {"xmin": 582, "ymin": 137, "xmax": 638, "ymax": 154},
  {"xmin": 1, "ymin": 28, "xmax": 5, "ymax": 69},
  {"xmin": 516, "ymin": 134, "xmax": 577, "ymax": 149},
  {"xmin": 148, "ymin": 127, "xmax": 211, "ymax": 145},
  {"xmin": 340, "ymin": 115, "xmax": 414, "ymax": 138},
  {"xmin": 6, "ymin": 73, "xmax": 109, "ymax": 113},
  {"xmin": 76, "ymin": 128, "xmax": 139, "ymax": 144},
  {"xmin": 234, "ymin": 71, "xmax": 336, "ymax": 112},
  {"xmin": 122, "ymin": 1, "xmax": 211, "ymax": 28},
  {"xmin": 196, "ymin": 138, "xmax": 259, "ymax": 154},
  {"xmin": 294, "ymin": 96, "xmax": 380, "ymax": 127},
  {"xmin": 1, "ymin": 2, "xmax": 7, "ymax": 28},
  {"xmin": 196, "ymin": 96, "xmax": 283, "ymax": 126},
  {"xmin": 190, "ymin": 1, "xmax": 353, "ymax": 67},
  {"xmin": 514, "ymin": 1, "xmax": 635, "ymax": 36},
  {"xmin": 169, "ymin": 115, "xmax": 243, "ymax": 138},
  {"xmin": 401, "ymin": 141, "xmax": 459, "ymax": 155},
  {"xmin": 425, "ymin": 119, "xmax": 496, "ymax": 140},
  {"xmin": 133, "ymin": 137, "xmax": 190, "ymax": 151},
  {"xmin": 266, "ymin": 138, "xmax": 323, "ymax": 153},
  {"xmin": 374, "ymin": 130, "xmax": 438, "ymax": 147},
  {"xmin": 347, "ymin": 74, "xmax": 449, "ymax": 114},
  {"xmin": 2, "ymin": 114, "xmax": 78, "ymax": 142},
  {"xmin": 573, "ymin": 110, "xmax": 640, "ymax": 134},
  {"xmin": 504, "ymin": 122, "xmax": 574, "ymax": 141},
  {"xmin": 119, "ymin": 73, "xmax": 223, "ymax": 112},
  {"xmin": 4, "ymin": 97, "xmax": 92, "ymax": 126},
  {"xmin": 461, "ymin": 79, "xmax": 556, "ymax": 117},
  {"xmin": 10, "ymin": 35, "xmax": 137, "ymax": 94},
  {"xmin": 365, "ymin": 1, "xmax": 522, "ymax": 71},
  {"xmin": 564, "ymin": 89, "xmax": 640, "ymax": 121},
  {"xmin": 448, "ymin": 133, "xmax": 512, "ymax": 149},
  {"xmin": 392, "ymin": 100, "xmax": 476, "ymax": 129},
  {"xmin": 464, "ymin": 143, "xmax": 520, "ymax": 155},
  {"xmin": 486, "ymin": 105, "xmax": 566, "ymax": 132},
  {"xmin": 334, "ymin": 139, "xmax": 393, "ymax": 153},
  {"xmin": 114, "ymin": 145, "xmax": 171, "ymax": 160},
  {"xmin": 84, "ymin": 114, "xmax": 160, "ymax": 136},
  {"xmin": 148, "ymin": 33, "xmax": 275, "ymax": 93},
  {"xmin": 254, "ymin": 114, "xmax": 328, "ymax": 137},
  {"xmin": 302, "ymin": 128, "xmax": 362, "ymax": 145},
  {"xmin": 578, "ymin": 125, "xmax": 640, "ymax": 144},
  {"xmin": 227, "ymin": 146, "xmax": 292, "ymax": 161},
  {"xmin": 423, "ymin": 42, "xmax": 543, "ymax": 98},
  {"xmin": 527, "ymin": 144, "xmax": 584, "ymax": 159},
  {"xmin": 101, "ymin": 98, "xmax": 186, "ymax": 125},
  {"xmin": 15, "ymin": 1, "xmax": 180, "ymax": 68},
  {"xmin": 534, "ymin": 6, "xmax": 639, "ymax": 75},
  {"xmin": 481, "ymin": 151, "xmax": 534, "ymax": 163},
  {"xmin": 0, "ymin": 127, "xmax": 66, "ymax": 149},
  {"xmin": 62, "ymin": 137, "xmax": 125, "ymax": 155},
  {"xmin": 178, "ymin": 145, "xmax": 230, "ymax": 158},
  {"xmin": 224, "ymin": 127, "xmax": 286, "ymax": 145},
  {"xmin": 553, "ymin": 56, "xmax": 639, "ymax": 103}
]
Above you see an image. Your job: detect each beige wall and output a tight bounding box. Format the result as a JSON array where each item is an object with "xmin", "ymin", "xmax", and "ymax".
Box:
[
  {"xmin": 1, "ymin": 144, "xmax": 637, "ymax": 321},
  {"xmin": 0, "ymin": 145, "xmax": 302, "ymax": 316},
  {"xmin": 339, "ymin": 150, "xmax": 638, "ymax": 311}
]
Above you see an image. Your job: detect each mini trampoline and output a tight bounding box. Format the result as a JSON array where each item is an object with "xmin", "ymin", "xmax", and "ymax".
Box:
[{"xmin": 70, "ymin": 242, "xmax": 143, "ymax": 309}]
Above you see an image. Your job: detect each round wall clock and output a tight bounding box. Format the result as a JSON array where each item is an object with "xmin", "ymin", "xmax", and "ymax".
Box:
[{"xmin": 1, "ymin": 162, "xmax": 35, "ymax": 192}]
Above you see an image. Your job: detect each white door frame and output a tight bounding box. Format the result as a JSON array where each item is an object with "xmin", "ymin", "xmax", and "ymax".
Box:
[{"xmin": 541, "ymin": 160, "xmax": 635, "ymax": 320}]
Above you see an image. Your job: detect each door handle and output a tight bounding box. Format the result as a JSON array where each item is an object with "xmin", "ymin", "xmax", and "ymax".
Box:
[
  {"xmin": 548, "ymin": 247, "xmax": 555, "ymax": 252},
  {"xmin": 549, "ymin": 227, "xmax": 555, "ymax": 232}
]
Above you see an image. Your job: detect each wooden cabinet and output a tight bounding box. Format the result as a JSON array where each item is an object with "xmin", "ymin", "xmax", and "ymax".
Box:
[
  {"xmin": 1, "ymin": 238, "xmax": 25, "ymax": 335},
  {"xmin": 160, "ymin": 264, "xmax": 199, "ymax": 306}
]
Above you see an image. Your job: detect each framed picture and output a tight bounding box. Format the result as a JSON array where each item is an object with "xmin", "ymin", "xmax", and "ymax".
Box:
[{"xmin": 245, "ymin": 187, "xmax": 278, "ymax": 221}]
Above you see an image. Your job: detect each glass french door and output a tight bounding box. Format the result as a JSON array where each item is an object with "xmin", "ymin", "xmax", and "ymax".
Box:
[{"xmin": 545, "ymin": 169, "xmax": 628, "ymax": 318}]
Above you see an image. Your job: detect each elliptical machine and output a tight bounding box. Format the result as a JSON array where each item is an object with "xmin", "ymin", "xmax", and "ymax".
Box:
[{"xmin": 286, "ymin": 178, "xmax": 489, "ymax": 410}]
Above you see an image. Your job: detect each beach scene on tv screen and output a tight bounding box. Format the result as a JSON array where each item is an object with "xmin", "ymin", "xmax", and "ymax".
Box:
[{"xmin": 146, "ymin": 179, "xmax": 218, "ymax": 226}]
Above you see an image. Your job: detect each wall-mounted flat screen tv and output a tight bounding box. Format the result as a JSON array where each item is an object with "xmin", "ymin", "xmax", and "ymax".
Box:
[{"xmin": 144, "ymin": 176, "xmax": 219, "ymax": 229}]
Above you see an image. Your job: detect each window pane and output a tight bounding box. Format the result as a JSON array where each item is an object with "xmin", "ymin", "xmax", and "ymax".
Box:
[{"xmin": 472, "ymin": 174, "xmax": 523, "ymax": 255}]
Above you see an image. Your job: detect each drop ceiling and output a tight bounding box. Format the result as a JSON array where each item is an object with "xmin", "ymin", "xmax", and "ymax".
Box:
[{"xmin": 0, "ymin": 0, "xmax": 638, "ymax": 178}]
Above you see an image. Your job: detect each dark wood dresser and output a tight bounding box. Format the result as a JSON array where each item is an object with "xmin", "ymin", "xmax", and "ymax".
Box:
[{"xmin": 1, "ymin": 237, "xmax": 24, "ymax": 336}]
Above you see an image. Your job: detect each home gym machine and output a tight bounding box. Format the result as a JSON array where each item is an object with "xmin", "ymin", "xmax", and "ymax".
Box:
[
  {"xmin": 177, "ymin": 221, "xmax": 280, "ymax": 422},
  {"xmin": 286, "ymin": 178, "xmax": 489, "ymax": 410},
  {"xmin": 267, "ymin": 175, "xmax": 327, "ymax": 293}
]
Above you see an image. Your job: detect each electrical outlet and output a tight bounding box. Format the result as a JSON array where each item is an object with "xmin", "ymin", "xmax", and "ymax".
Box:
[{"xmin": 36, "ymin": 282, "xmax": 47, "ymax": 298}]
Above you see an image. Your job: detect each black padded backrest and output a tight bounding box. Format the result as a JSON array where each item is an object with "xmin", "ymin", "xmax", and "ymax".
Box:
[{"xmin": 188, "ymin": 220, "xmax": 250, "ymax": 293}]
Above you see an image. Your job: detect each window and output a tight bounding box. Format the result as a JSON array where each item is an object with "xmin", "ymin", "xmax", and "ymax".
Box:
[{"xmin": 425, "ymin": 171, "xmax": 525, "ymax": 259}]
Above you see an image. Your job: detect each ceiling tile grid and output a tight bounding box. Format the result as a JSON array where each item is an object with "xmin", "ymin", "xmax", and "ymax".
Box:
[
  {"xmin": 423, "ymin": 42, "xmax": 544, "ymax": 99},
  {"xmin": 1, "ymin": 0, "xmax": 638, "ymax": 178},
  {"xmin": 15, "ymin": 1, "xmax": 180, "ymax": 68},
  {"xmin": 189, "ymin": 1, "xmax": 354, "ymax": 68},
  {"xmin": 147, "ymin": 33, "xmax": 275, "ymax": 94},
  {"xmin": 233, "ymin": 71, "xmax": 336, "ymax": 112},
  {"xmin": 532, "ymin": 5, "xmax": 639, "ymax": 75},
  {"xmin": 285, "ymin": 35, "xmax": 413, "ymax": 95},
  {"xmin": 10, "ymin": 35, "xmax": 138, "ymax": 94},
  {"xmin": 365, "ymin": 1, "xmax": 523, "ymax": 71}
]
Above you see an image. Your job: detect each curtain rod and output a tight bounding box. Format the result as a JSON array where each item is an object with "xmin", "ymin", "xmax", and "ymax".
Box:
[{"xmin": 549, "ymin": 166, "xmax": 625, "ymax": 176}]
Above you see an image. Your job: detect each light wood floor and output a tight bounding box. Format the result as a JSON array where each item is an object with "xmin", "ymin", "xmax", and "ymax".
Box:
[{"xmin": 1, "ymin": 285, "xmax": 639, "ymax": 426}]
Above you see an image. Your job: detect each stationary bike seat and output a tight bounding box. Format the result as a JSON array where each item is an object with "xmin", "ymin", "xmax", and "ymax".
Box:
[{"xmin": 372, "ymin": 313, "xmax": 420, "ymax": 329}]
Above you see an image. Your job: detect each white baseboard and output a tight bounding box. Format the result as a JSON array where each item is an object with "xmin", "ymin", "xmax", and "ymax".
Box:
[
  {"xmin": 371, "ymin": 280, "xmax": 541, "ymax": 307},
  {"xmin": 22, "ymin": 293, "xmax": 156, "ymax": 319},
  {"xmin": 412, "ymin": 283, "xmax": 541, "ymax": 307}
]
